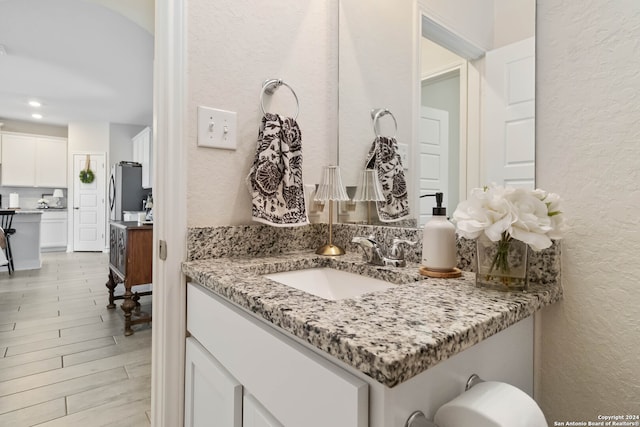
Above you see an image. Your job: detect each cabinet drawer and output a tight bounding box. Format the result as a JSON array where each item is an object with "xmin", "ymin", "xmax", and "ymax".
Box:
[
  {"xmin": 41, "ymin": 211, "xmax": 68, "ymax": 220},
  {"xmin": 187, "ymin": 283, "xmax": 368, "ymax": 427}
]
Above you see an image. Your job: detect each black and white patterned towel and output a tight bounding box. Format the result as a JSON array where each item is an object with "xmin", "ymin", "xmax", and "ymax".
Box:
[
  {"xmin": 365, "ymin": 136, "xmax": 410, "ymax": 222},
  {"xmin": 247, "ymin": 113, "xmax": 309, "ymax": 227}
]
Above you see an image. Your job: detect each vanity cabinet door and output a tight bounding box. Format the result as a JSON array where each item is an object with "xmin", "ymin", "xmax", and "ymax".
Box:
[
  {"xmin": 185, "ymin": 337, "xmax": 242, "ymax": 427},
  {"xmin": 187, "ymin": 283, "xmax": 368, "ymax": 427},
  {"xmin": 243, "ymin": 394, "xmax": 284, "ymax": 427}
]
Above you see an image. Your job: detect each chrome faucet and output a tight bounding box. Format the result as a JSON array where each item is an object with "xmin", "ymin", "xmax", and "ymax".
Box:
[{"xmin": 351, "ymin": 236, "xmax": 416, "ymax": 267}]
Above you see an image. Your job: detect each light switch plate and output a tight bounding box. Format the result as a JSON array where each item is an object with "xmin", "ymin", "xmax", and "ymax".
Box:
[{"xmin": 197, "ymin": 106, "xmax": 237, "ymax": 150}]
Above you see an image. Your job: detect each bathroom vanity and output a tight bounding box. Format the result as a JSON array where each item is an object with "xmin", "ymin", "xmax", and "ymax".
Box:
[{"xmin": 183, "ymin": 235, "xmax": 561, "ymax": 427}]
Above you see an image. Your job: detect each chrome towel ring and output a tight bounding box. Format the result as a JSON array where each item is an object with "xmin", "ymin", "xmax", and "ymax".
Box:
[
  {"xmin": 371, "ymin": 108, "xmax": 398, "ymax": 139},
  {"xmin": 260, "ymin": 79, "xmax": 300, "ymax": 120}
]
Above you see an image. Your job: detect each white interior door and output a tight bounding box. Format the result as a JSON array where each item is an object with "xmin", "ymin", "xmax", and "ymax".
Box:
[
  {"xmin": 73, "ymin": 153, "xmax": 106, "ymax": 251},
  {"xmin": 483, "ymin": 37, "xmax": 535, "ymax": 189},
  {"xmin": 419, "ymin": 106, "xmax": 449, "ymax": 226}
]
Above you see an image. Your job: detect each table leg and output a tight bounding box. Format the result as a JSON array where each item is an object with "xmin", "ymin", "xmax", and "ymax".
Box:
[
  {"xmin": 132, "ymin": 292, "xmax": 141, "ymax": 314},
  {"xmin": 121, "ymin": 283, "xmax": 136, "ymax": 336},
  {"xmin": 106, "ymin": 270, "xmax": 117, "ymax": 309}
]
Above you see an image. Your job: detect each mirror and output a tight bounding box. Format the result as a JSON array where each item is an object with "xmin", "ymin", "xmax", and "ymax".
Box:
[{"xmin": 338, "ymin": 0, "xmax": 536, "ymax": 227}]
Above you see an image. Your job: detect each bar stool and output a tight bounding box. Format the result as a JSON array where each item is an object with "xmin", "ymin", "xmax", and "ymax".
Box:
[{"xmin": 0, "ymin": 210, "xmax": 16, "ymax": 275}]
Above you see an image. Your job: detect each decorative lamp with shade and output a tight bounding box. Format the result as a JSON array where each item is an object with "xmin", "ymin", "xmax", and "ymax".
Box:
[
  {"xmin": 353, "ymin": 169, "xmax": 384, "ymax": 224},
  {"xmin": 52, "ymin": 189, "xmax": 64, "ymax": 207},
  {"xmin": 314, "ymin": 165, "xmax": 349, "ymax": 255}
]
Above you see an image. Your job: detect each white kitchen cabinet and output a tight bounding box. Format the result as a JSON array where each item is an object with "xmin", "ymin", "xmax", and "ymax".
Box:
[
  {"xmin": 1, "ymin": 133, "xmax": 67, "ymax": 187},
  {"xmin": 41, "ymin": 210, "xmax": 68, "ymax": 252},
  {"xmin": 186, "ymin": 283, "xmax": 368, "ymax": 427},
  {"xmin": 1, "ymin": 134, "xmax": 37, "ymax": 186},
  {"xmin": 185, "ymin": 337, "xmax": 242, "ymax": 427},
  {"xmin": 132, "ymin": 133, "xmax": 144, "ymax": 166},
  {"xmin": 132, "ymin": 127, "xmax": 152, "ymax": 189},
  {"xmin": 35, "ymin": 138, "xmax": 67, "ymax": 187}
]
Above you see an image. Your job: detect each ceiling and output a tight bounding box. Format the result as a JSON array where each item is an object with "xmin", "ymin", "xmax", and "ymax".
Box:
[{"xmin": 0, "ymin": 0, "xmax": 154, "ymax": 127}]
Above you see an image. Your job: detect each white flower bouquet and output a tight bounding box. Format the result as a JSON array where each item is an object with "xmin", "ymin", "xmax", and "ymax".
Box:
[{"xmin": 453, "ymin": 184, "xmax": 565, "ymax": 289}]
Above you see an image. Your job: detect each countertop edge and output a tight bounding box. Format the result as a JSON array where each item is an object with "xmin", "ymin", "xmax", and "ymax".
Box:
[{"xmin": 182, "ymin": 255, "xmax": 562, "ymax": 388}]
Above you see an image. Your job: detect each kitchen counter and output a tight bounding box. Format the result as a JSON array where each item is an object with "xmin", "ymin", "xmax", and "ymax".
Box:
[
  {"xmin": 5, "ymin": 210, "xmax": 42, "ymax": 270},
  {"xmin": 182, "ymin": 251, "xmax": 562, "ymax": 388}
]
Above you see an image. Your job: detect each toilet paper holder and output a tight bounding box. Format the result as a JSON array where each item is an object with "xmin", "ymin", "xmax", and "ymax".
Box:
[
  {"xmin": 405, "ymin": 411, "xmax": 437, "ymax": 427},
  {"xmin": 465, "ymin": 373, "xmax": 484, "ymax": 391},
  {"xmin": 404, "ymin": 374, "xmax": 485, "ymax": 427}
]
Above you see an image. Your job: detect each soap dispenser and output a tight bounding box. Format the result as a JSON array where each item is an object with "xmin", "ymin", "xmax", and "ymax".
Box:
[{"xmin": 421, "ymin": 192, "xmax": 456, "ymax": 272}]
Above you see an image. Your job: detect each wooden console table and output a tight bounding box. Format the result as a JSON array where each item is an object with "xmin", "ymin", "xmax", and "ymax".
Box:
[{"xmin": 106, "ymin": 221, "xmax": 153, "ymax": 336}]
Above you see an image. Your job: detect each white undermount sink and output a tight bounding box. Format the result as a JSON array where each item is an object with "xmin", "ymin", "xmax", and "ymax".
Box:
[{"xmin": 263, "ymin": 268, "xmax": 395, "ymax": 301}]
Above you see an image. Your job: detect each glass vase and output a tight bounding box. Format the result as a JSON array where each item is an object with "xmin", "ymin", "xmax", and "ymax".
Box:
[{"xmin": 475, "ymin": 234, "xmax": 528, "ymax": 292}]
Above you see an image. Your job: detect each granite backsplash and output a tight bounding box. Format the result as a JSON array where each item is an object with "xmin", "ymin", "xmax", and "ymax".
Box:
[{"xmin": 187, "ymin": 224, "xmax": 561, "ymax": 288}]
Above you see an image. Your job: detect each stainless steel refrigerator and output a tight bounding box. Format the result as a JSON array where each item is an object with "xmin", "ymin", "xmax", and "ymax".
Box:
[{"xmin": 109, "ymin": 162, "xmax": 149, "ymax": 221}]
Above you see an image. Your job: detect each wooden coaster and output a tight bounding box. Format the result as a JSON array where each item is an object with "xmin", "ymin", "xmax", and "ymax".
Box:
[{"xmin": 419, "ymin": 266, "xmax": 462, "ymax": 278}]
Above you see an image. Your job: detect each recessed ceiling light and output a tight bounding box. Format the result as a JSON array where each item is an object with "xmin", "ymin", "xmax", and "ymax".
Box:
[
  {"xmin": 28, "ymin": 100, "xmax": 42, "ymax": 107},
  {"xmin": 32, "ymin": 113, "xmax": 43, "ymax": 119}
]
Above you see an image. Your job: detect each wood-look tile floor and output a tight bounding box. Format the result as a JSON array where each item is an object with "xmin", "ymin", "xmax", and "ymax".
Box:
[{"xmin": 0, "ymin": 252, "xmax": 152, "ymax": 426}]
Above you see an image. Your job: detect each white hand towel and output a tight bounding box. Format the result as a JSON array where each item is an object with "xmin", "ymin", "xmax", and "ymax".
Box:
[
  {"xmin": 365, "ymin": 136, "xmax": 410, "ymax": 222},
  {"xmin": 247, "ymin": 113, "xmax": 309, "ymax": 226}
]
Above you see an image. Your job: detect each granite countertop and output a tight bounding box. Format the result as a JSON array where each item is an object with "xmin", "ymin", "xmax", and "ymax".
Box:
[{"xmin": 182, "ymin": 252, "xmax": 562, "ymax": 388}]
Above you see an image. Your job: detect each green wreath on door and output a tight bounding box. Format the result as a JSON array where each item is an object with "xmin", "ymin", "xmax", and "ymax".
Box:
[{"xmin": 79, "ymin": 154, "xmax": 95, "ymax": 184}]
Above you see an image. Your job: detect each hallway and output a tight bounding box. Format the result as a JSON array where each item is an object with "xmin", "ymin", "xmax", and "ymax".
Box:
[{"xmin": 0, "ymin": 252, "xmax": 151, "ymax": 426}]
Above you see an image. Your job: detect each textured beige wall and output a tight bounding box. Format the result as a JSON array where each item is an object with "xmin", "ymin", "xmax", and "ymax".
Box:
[
  {"xmin": 493, "ymin": 0, "xmax": 535, "ymax": 49},
  {"xmin": 537, "ymin": 0, "xmax": 640, "ymax": 422},
  {"xmin": 186, "ymin": 0, "xmax": 337, "ymax": 227}
]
